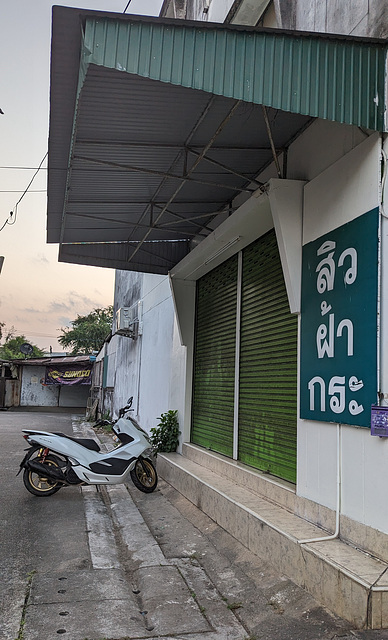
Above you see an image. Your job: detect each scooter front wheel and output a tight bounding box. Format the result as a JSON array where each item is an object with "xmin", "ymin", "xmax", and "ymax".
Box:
[
  {"xmin": 130, "ymin": 458, "xmax": 158, "ymax": 493},
  {"xmin": 23, "ymin": 453, "xmax": 63, "ymax": 497}
]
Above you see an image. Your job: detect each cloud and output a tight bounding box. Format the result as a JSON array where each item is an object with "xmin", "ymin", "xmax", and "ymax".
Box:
[
  {"xmin": 12, "ymin": 312, "xmax": 49, "ymax": 326},
  {"xmin": 2, "ymin": 293, "xmax": 111, "ymax": 343},
  {"xmin": 58, "ymin": 316, "xmax": 72, "ymax": 328},
  {"xmin": 48, "ymin": 301, "xmax": 73, "ymax": 314},
  {"xmin": 47, "ymin": 292, "xmax": 101, "ymax": 316},
  {"xmin": 67, "ymin": 291, "xmax": 99, "ymax": 310},
  {"xmin": 31, "ymin": 253, "xmax": 50, "ymax": 265},
  {"xmin": 23, "ymin": 307, "xmax": 43, "ymax": 314}
]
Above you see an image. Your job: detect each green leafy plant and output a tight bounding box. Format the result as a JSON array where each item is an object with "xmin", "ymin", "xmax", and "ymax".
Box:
[
  {"xmin": 58, "ymin": 306, "xmax": 113, "ymax": 355},
  {"xmin": 150, "ymin": 410, "xmax": 180, "ymax": 453},
  {"xmin": 0, "ymin": 330, "xmax": 44, "ymax": 360}
]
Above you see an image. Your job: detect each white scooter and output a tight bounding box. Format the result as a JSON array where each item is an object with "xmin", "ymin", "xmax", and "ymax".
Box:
[{"xmin": 18, "ymin": 397, "xmax": 157, "ymax": 497}]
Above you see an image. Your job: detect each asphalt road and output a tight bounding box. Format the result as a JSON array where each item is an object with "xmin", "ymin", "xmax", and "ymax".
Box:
[
  {"xmin": 2, "ymin": 410, "xmax": 388, "ymax": 640},
  {"xmin": 0, "ymin": 410, "xmax": 89, "ymax": 639},
  {"xmin": 0, "ymin": 410, "xmax": 162, "ymax": 640}
]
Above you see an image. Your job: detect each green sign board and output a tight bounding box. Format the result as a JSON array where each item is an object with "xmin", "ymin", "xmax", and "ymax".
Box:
[{"xmin": 300, "ymin": 209, "xmax": 379, "ymax": 427}]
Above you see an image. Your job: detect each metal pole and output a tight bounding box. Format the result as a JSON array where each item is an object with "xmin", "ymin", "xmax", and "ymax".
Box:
[{"xmin": 262, "ymin": 105, "xmax": 282, "ymax": 179}]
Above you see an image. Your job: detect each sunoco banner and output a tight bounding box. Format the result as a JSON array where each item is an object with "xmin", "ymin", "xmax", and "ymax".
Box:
[{"xmin": 45, "ymin": 365, "xmax": 92, "ymax": 385}]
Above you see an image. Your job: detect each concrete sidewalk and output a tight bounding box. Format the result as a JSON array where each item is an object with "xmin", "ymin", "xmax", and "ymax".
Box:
[
  {"xmin": 20, "ymin": 419, "xmax": 388, "ymax": 640},
  {"xmin": 115, "ymin": 479, "xmax": 388, "ymax": 640}
]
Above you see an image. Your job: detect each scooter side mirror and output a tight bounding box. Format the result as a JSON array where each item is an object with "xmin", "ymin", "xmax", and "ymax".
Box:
[{"xmin": 118, "ymin": 396, "xmax": 133, "ymax": 418}]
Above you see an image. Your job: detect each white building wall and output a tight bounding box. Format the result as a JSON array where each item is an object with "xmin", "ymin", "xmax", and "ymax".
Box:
[
  {"xmin": 207, "ymin": 0, "xmax": 235, "ymax": 21},
  {"xmin": 164, "ymin": 0, "xmax": 387, "ymax": 37},
  {"xmin": 110, "ymin": 270, "xmax": 143, "ymax": 417},
  {"xmin": 164, "ymin": 0, "xmax": 276, "ymax": 24},
  {"xmin": 138, "ymin": 275, "xmax": 175, "ymax": 430},
  {"xmin": 291, "ymin": 0, "xmax": 388, "ymax": 38},
  {"xmin": 111, "ymin": 333, "xmax": 137, "ymax": 413},
  {"xmin": 291, "ymin": 132, "xmax": 387, "ymax": 533},
  {"xmin": 169, "ymin": 314, "xmax": 188, "ymax": 449},
  {"xmin": 111, "ymin": 270, "xmax": 187, "ymax": 436},
  {"xmin": 105, "ymin": 348, "xmax": 117, "ymax": 388},
  {"xmin": 20, "ymin": 366, "xmax": 59, "ymax": 406}
]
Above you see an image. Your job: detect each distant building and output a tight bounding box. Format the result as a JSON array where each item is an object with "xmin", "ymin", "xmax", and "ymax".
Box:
[
  {"xmin": 0, "ymin": 356, "xmax": 93, "ymax": 409},
  {"xmin": 160, "ymin": 0, "xmax": 388, "ymax": 38}
]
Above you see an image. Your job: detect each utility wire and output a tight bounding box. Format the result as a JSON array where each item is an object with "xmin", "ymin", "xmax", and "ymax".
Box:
[
  {"xmin": 0, "ymin": 152, "xmax": 48, "ymax": 232},
  {"xmin": 123, "ymin": 0, "xmax": 132, "ymax": 13},
  {"xmin": 0, "ymin": 166, "xmax": 48, "ymax": 170}
]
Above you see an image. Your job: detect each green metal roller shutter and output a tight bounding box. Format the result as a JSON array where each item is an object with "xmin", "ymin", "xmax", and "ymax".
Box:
[
  {"xmin": 191, "ymin": 254, "xmax": 238, "ymax": 457},
  {"xmin": 238, "ymin": 230, "xmax": 298, "ymax": 483}
]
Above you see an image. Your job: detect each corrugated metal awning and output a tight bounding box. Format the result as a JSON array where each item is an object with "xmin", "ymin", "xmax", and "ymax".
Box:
[
  {"xmin": 47, "ymin": 7, "xmax": 387, "ymax": 274},
  {"xmin": 12, "ymin": 356, "xmax": 93, "ymax": 366}
]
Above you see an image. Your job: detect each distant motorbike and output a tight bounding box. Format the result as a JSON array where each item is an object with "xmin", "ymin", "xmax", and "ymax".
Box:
[{"xmin": 18, "ymin": 397, "xmax": 157, "ymax": 496}]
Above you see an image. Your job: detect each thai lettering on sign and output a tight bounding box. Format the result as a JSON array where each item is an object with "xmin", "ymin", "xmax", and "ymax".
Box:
[{"xmin": 300, "ymin": 209, "xmax": 378, "ymax": 427}]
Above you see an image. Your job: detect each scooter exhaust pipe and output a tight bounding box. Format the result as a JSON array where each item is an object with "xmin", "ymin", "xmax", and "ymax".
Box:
[{"xmin": 25, "ymin": 459, "xmax": 67, "ymax": 483}]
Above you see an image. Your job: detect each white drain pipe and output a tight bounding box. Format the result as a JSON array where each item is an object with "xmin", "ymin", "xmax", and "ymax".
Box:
[{"xmin": 298, "ymin": 423, "xmax": 341, "ymax": 545}]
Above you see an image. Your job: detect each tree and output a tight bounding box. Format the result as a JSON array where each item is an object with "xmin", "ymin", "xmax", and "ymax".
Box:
[
  {"xmin": 58, "ymin": 306, "xmax": 113, "ymax": 355},
  {"xmin": 0, "ymin": 334, "xmax": 44, "ymax": 360}
]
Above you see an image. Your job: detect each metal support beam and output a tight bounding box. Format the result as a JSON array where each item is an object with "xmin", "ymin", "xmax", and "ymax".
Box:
[
  {"xmin": 127, "ymin": 100, "xmax": 243, "ymax": 263},
  {"xmin": 262, "ymin": 105, "xmax": 282, "ymax": 179},
  {"xmin": 158, "ymin": 208, "xmax": 236, "ymax": 226},
  {"xmin": 75, "ymin": 139, "xmax": 277, "ymax": 152},
  {"xmin": 188, "ymin": 148, "xmax": 264, "ymax": 189},
  {"xmin": 66, "ymin": 211, "xmax": 212, "ymax": 236},
  {"xmin": 73, "ymin": 155, "xmax": 253, "ymax": 193}
]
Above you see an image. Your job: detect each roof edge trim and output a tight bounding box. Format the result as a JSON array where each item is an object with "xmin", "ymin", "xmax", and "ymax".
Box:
[{"xmin": 79, "ymin": 15, "xmax": 387, "ymax": 131}]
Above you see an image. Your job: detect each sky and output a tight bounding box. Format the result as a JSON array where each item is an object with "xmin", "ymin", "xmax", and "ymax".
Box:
[{"xmin": 0, "ymin": 0, "xmax": 164, "ymax": 353}]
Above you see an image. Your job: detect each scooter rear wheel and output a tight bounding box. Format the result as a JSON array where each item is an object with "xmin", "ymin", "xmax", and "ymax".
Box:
[
  {"xmin": 130, "ymin": 458, "xmax": 158, "ymax": 493},
  {"xmin": 23, "ymin": 453, "xmax": 63, "ymax": 497}
]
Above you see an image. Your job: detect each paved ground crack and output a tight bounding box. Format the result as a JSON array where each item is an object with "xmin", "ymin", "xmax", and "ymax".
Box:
[{"xmin": 15, "ymin": 570, "xmax": 36, "ymax": 640}]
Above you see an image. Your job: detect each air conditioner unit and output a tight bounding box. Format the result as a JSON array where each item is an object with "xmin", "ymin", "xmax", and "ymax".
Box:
[{"xmin": 115, "ymin": 302, "xmax": 143, "ymax": 339}]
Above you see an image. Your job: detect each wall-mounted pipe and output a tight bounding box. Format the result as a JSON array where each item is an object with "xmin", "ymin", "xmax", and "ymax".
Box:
[
  {"xmin": 298, "ymin": 423, "xmax": 341, "ymax": 545},
  {"xmin": 380, "ymin": 137, "xmax": 388, "ymax": 406}
]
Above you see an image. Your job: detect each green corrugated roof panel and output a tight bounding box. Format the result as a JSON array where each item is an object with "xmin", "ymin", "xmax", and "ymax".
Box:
[{"xmin": 80, "ymin": 17, "xmax": 387, "ymax": 131}]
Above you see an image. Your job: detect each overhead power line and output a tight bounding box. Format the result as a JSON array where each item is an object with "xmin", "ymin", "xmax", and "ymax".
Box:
[
  {"xmin": 25, "ymin": 331, "xmax": 59, "ymax": 338},
  {"xmin": 0, "ymin": 152, "xmax": 48, "ymax": 232},
  {"xmin": 0, "ymin": 166, "xmax": 48, "ymax": 170}
]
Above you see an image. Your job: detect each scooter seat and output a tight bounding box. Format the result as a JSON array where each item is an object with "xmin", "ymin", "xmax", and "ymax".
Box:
[{"xmin": 54, "ymin": 433, "xmax": 101, "ymax": 452}]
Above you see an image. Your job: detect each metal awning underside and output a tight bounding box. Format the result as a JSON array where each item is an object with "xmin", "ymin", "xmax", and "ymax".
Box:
[{"xmin": 48, "ymin": 7, "xmax": 387, "ymax": 274}]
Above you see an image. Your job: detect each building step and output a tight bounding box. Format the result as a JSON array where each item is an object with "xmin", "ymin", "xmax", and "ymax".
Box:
[{"xmin": 157, "ymin": 445, "xmax": 388, "ymax": 629}]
